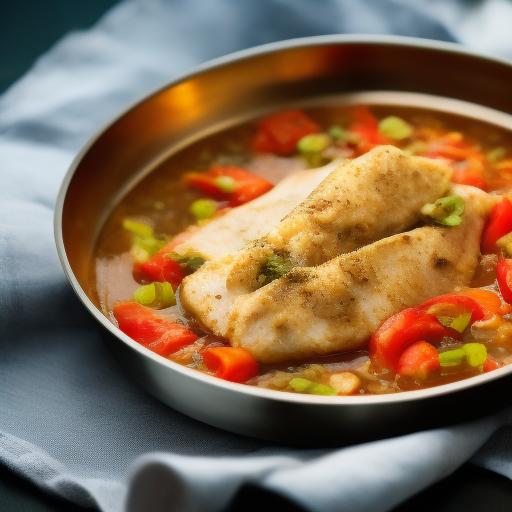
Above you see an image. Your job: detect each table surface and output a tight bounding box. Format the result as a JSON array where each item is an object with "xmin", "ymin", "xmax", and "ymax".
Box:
[{"xmin": 2, "ymin": 1, "xmax": 512, "ymax": 510}]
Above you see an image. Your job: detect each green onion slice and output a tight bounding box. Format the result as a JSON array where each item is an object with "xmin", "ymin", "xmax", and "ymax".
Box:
[
  {"xmin": 439, "ymin": 348, "xmax": 466, "ymax": 367},
  {"xmin": 289, "ymin": 377, "xmax": 337, "ymax": 396},
  {"xmin": 257, "ymin": 254, "xmax": 292, "ymax": 287},
  {"xmin": 378, "ymin": 116, "xmax": 413, "ymax": 140},
  {"xmin": 132, "ymin": 282, "xmax": 176, "ymax": 309},
  {"xmin": 123, "ymin": 219, "xmax": 154, "ymax": 238},
  {"xmin": 297, "ymin": 133, "xmax": 331, "ymax": 153},
  {"xmin": 213, "ymin": 175, "xmax": 236, "ymax": 193},
  {"xmin": 189, "ymin": 199, "xmax": 219, "ymax": 221},
  {"xmin": 448, "ymin": 312, "xmax": 472, "ymax": 333},
  {"xmin": 463, "ymin": 343, "xmax": 487, "ymax": 367},
  {"xmin": 421, "ymin": 196, "xmax": 465, "ymax": 227}
]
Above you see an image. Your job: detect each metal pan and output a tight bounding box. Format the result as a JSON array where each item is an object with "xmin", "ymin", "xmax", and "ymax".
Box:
[{"xmin": 55, "ymin": 35, "xmax": 512, "ymax": 446}]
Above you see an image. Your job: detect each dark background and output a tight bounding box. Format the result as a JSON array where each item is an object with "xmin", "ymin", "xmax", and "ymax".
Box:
[{"xmin": 1, "ymin": 1, "xmax": 512, "ymax": 510}]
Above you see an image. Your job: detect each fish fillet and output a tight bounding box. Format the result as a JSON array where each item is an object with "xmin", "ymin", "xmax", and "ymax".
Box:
[
  {"xmin": 227, "ymin": 185, "xmax": 495, "ymax": 363},
  {"xmin": 180, "ymin": 146, "xmax": 453, "ymax": 335},
  {"xmin": 173, "ymin": 160, "xmax": 341, "ymax": 261}
]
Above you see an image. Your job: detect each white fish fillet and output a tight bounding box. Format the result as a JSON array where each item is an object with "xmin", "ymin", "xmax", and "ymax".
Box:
[
  {"xmin": 180, "ymin": 146, "xmax": 453, "ymax": 336},
  {"xmin": 173, "ymin": 160, "xmax": 341, "ymax": 261},
  {"xmin": 227, "ymin": 185, "xmax": 496, "ymax": 363}
]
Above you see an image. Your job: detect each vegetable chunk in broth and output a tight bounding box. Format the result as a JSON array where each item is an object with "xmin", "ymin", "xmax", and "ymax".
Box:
[{"xmin": 93, "ymin": 104, "xmax": 512, "ymax": 396}]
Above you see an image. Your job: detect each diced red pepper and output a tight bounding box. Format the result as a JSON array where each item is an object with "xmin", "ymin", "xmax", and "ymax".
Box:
[
  {"xmin": 483, "ymin": 357, "xmax": 502, "ymax": 373},
  {"xmin": 497, "ymin": 258, "xmax": 512, "ymax": 304},
  {"xmin": 396, "ymin": 341, "xmax": 440, "ymax": 381},
  {"xmin": 135, "ymin": 229, "xmax": 194, "ymax": 288},
  {"xmin": 450, "ymin": 164, "xmax": 487, "ymax": 191},
  {"xmin": 416, "ymin": 294, "xmax": 486, "ymax": 323},
  {"xmin": 348, "ymin": 106, "xmax": 389, "ymax": 154},
  {"xmin": 369, "ymin": 308, "xmax": 460, "ymax": 372},
  {"xmin": 481, "ymin": 198, "xmax": 512, "ymax": 254},
  {"xmin": 457, "ymin": 288, "xmax": 510, "ymax": 317},
  {"xmin": 250, "ymin": 109, "xmax": 321, "ymax": 156},
  {"xmin": 201, "ymin": 346, "xmax": 259, "ymax": 383},
  {"xmin": 113, "ymin": 301, "xmax": 198, "ymax": 357},
  {"xmin": 138, "ymin": 242, "xmax": 188, "ymax": 288},
  {"xmin": 184, "ymin": 166, "xmax": 273, "ymax": 207}
]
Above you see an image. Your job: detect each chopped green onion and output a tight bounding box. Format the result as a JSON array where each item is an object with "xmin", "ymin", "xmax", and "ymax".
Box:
[
  {"xmin": 439, "ymin": 348, "xmax": 466, "ymax": 367},
  {"xmin": 487, "ymin": 147, "xmax": 506, "ymax": 162},
  {"xmin": 297, "ymin": 133, "xmax": 331, "ymax": 153},
  {"xmin": 439, "ymin": 343, "xmax": 487, "ymax": 368},
  {"xmin": 327, "ymin": 125, "xmax": 361, "ymax": 144},
  {"xmin": 213, "ymin": 175, "xmax": 236, "ymax": 193},
  {"xmin": 136, "ymin": 237, "xmax": 165, "ymax": 256},
  {"xmin": 496, "ymin": 232, "xmax": 512, "ymax": 257},
  {"xmin": 257, "ymin": 254, "xmax": 292, "ymax": 287},
  {"xmin": 449, "ymin": 312, "xmax": 472, "ymax": 333},
  {"xmin": 123, "ymin": 219, "xmax": 154, "ymax": 238},
  {"xmin": 378, "ymin": 116, "xmax": 413, "ymax": 140},
  {"xmin": 169, "ymin": 253, "xmax": 205, "ymax": 271},
  {"xmin": 421, "ymin": 196, "xmax": 465, "ymax": 227},
  {"xmin": 462, "ymin": 343, "xmax": 487, "ymax": 367},
  {"xmin": 189, "ymin": 199, "xmax": 219, "ymax": 221},
  {"xmin": 289, "ymin": 377, "xmax": 337, "ymax": 396},
  {"xmin": 132, "ymin": 282, "xmax": 176, "ymax": 309}
]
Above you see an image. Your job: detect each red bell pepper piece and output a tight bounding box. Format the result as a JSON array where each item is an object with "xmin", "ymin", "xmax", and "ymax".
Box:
[
  {"xmin": 416, "ymin": 294, "xmax": 486, "ymax": 322},
  {"xmin": 483, "ymin": 357, "xmax": 502, "ymax": 373},
  {"xmin": 450, "ymin": 164, "xmax": 487, "ymax": 191},
  {"xmin": 348, "ymin": 106, "xmax": 389, "ymax": 154},
  {"xmin": 113, "ymin": 301, "xmax": 198, "ymax": 357},
  {"xmin": 184, "ymin": 166, "xmax": 273, "ymax": 207},
  {"xmin": 201, "ymin": 346, "xmax": 259, "ymax": 383},
  {"xmin": 369, "ymin": 308, "xmax": 460, "ymax": 372},
  {"xmin": 457, "ymin": 288, "xmax": 510, "ymax": 317},
  {"xmin": 135, "ymin": 230, "xmax": 194, "ymax": 288},
  {"xmin": 497, "ymin": 258, "xmax": 512, "ymax": 304},
  {"xmin": 250, "ymin": 109, "xmax": 321, "ymax": 156},
  {"xmin": 481, "ymin": 198, "xmax": 512, "ymax": 254},
  {"xmin": 396, "ymin": 341, "xmax": 440, "ymax": 381}
]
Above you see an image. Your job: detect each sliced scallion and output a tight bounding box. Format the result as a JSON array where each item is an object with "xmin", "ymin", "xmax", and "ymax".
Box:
[
  {"xmin": 257, "ymin": 254, "xmax": 292, "ymax": 287},
  {"xmin": 213, "ymin": 175, "xmax": 236, "ymax": 193},
  {"xmin": 189, "ymin": 198, "xmax": 219, "ymax": 221},
  {"xmin": 297, "ymin": 133, "xmax": 331, "ymax": 153},
  {"xmin": 289, "ymin": 377, "xmax": 337, "ymax": 396},
  {"xmin": 132, "ymin": 282, "xmax": 176, "ymax": 309},
  {"xmin": 123, "ymin": 219, "xmax": 154, "ymax": 238},
  {"xmin": 421, "ymin": 196, "xmax": 465, "ymax": 227},
  {"xmin": 378, "ymin": 116, "xmax": 413, "ymax": 140},
  {"xmin": 462, "ymin": 343, "xmax": 487, "ymax": 367},
  {"xmin": 449, "ymin": 312, "xmax": 472, "ymax": 333},
  {"xmin": 439, "ymin": 348, "xmax": 466, "ymax": 367}
]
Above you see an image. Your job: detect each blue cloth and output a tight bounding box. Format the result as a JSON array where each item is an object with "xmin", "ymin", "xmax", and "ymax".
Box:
[{"xmin": 2, "ymin": 1, "xmax": 512, "ymax": 511}]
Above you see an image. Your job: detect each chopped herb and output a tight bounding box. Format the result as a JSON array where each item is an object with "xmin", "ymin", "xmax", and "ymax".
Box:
[
  {"xmin": 170, "ymin": 253, "xmax": 205, "ymax": 272},
  {"xmin": 132, "ymin": 282, "xmax": 176, "ymax": 309},
  {"xmin": 296, "ymin": 133, "xmax": 331, "ymax": 153},
  {"xmin": 378, "ymin": 116, "xmax": 413, "ymax": 140},
  {"xmin": 257, "ymin": 254, "xmax": 292, "ymax": 287},
  {"xmin": 189, "ymin": 198, "xmax": 219, "ymax": 221},
  {"xmin": 421, "ymin": 196, "xmax": 465, "ymax": 227}
]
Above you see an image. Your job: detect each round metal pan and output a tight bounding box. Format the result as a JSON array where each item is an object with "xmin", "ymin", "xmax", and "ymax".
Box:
[{"xmin": 55, "ymin": 35, "xmax": 512, "ymax": 446}]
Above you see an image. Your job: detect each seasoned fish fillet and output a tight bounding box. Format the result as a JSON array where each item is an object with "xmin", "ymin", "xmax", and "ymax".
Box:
[
  {"xmin": 227, "ymin": 185, "xmax": 495, "ymax": 363},
  {"xmin": 180, "ymin": 146, "xmax": 453, "ymax": 335},
  {"xmin": 173, "ymin": 160, "xmax": 340, "ymax": 261}
]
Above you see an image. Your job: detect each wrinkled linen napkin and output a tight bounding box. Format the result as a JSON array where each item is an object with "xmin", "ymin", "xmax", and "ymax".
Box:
[{"xmin": 2, "ymin": 1, "xmax": 512, "ymax": 511}]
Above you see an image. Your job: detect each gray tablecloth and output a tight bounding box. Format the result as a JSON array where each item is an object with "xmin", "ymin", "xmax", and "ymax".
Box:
[{"xmin": 2, "ymin": 1, "xmax": 512, "ymax": 511}]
